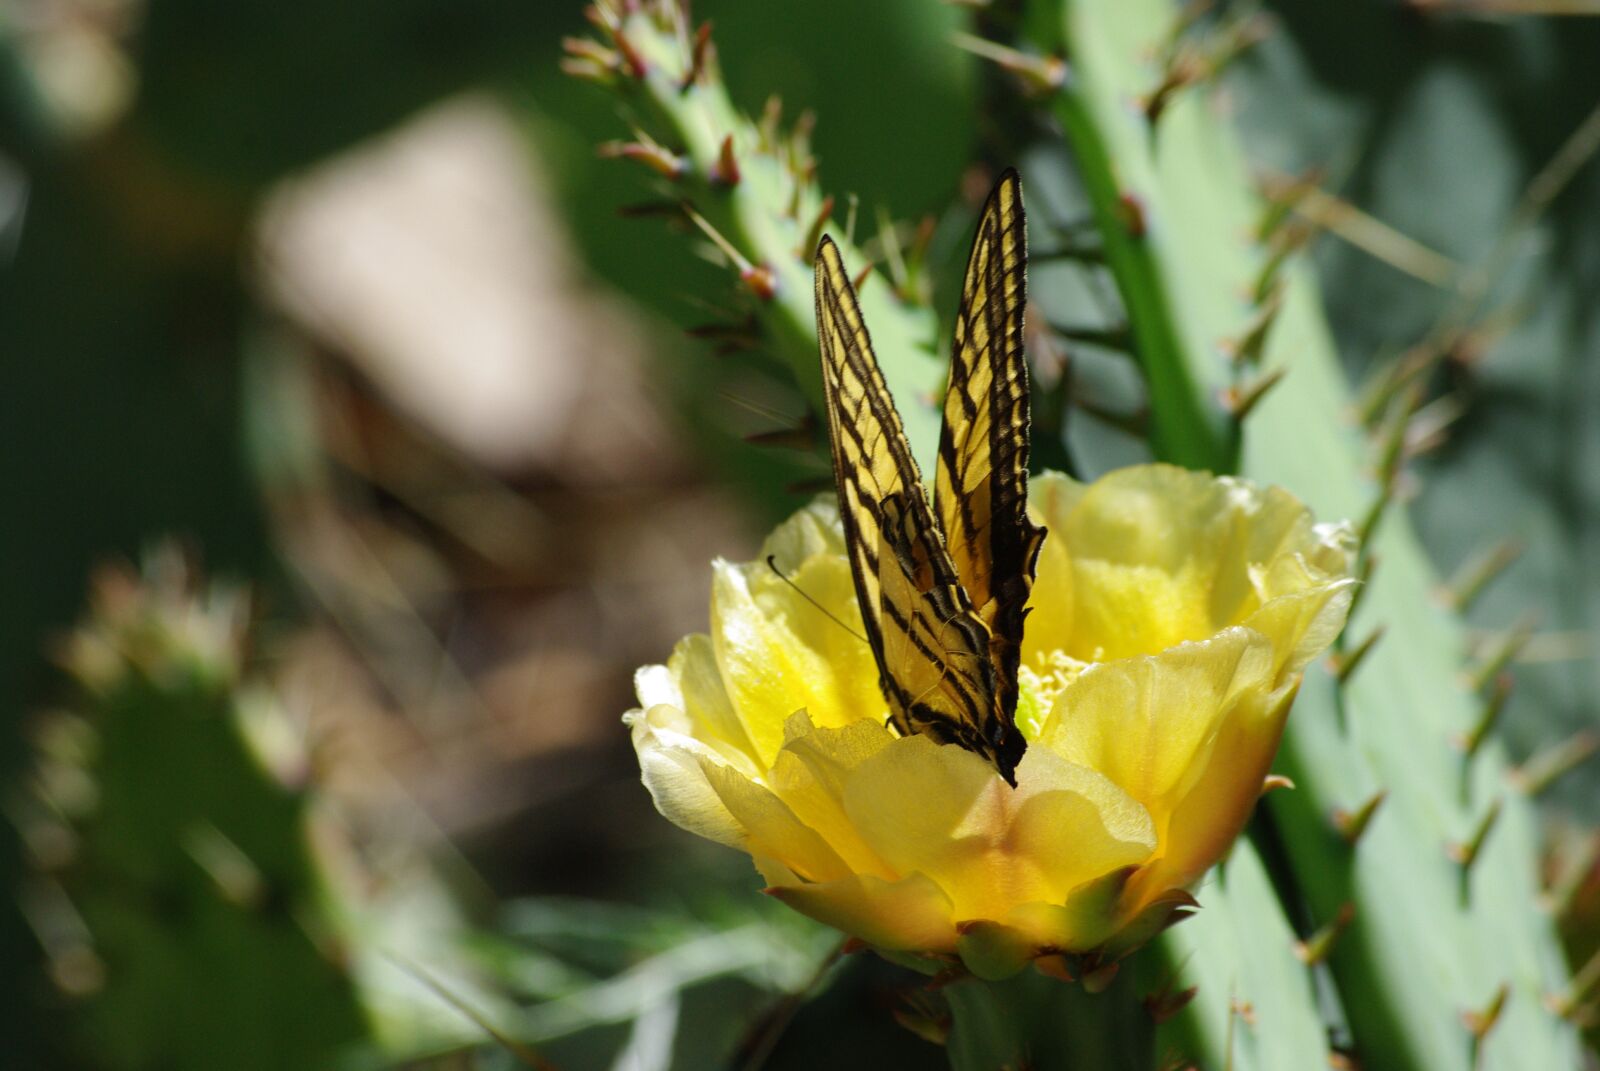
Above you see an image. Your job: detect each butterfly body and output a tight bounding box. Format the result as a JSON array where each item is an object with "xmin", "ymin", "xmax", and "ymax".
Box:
[{"xmin": 814, "ymin": 170, "xmax": 1042, "ymax": 785}]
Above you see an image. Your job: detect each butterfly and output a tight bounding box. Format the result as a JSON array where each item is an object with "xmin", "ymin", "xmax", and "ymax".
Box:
[{"xmin": 813, "ymin": 169, "xmax": 1044, "ymax": 786}]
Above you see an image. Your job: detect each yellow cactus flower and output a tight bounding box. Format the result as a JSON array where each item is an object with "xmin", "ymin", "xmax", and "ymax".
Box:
[{"xmin": 627, "ymin": 464, "xmax": 1355, "ymax": 979}]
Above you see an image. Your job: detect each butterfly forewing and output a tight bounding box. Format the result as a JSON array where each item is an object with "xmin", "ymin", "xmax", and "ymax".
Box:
[
  {"xmin": 933, "ymin": 170, "xmax": 1043, "ymax": 762},
  {"xmin": 814, "ymin": 233, "xmax": 1024, "ymax": 782}
]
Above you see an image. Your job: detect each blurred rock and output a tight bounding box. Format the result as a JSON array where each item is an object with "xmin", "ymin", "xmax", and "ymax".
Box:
[{"xmin": 257, "ymin": 94, "xmax": 679, "ymax": 481}]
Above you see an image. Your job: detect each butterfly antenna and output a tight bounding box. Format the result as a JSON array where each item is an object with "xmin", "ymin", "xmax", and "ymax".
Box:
[{"xmin": 765, "ymin": 556, "xmax": 869, "ymax": 645}]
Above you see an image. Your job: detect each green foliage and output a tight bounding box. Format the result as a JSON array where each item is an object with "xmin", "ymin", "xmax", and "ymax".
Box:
[
  {"xmin": 19, "ymin": 550, "xmax": 369, "ymax": 1070},
  {"xmin": 1009, "ymin": 0, "xmax": 1587, "ymax": 1066},
  {"xmin": 562, "ymin": 1, "xmax": 956, "ymax": 477}
]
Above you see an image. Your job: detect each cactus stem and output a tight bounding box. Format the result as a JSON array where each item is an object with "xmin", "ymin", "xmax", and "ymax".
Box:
[
  {"xmin": 1464, "ymin": 613, "xmax": 1537, "ymax": 693},
  {"xmin": 1142, "ymin": 978, "xmax": 1199, "ymax": 1024},
  {"xmin": 1456, "ymin": 672, "xmax": 1512, "ymax": 761},
  {"xmin": 710, "ymin": 134, "xmax": 740, "ymax": 187},
  {"xmin": 1331, "ymin": 625, "xmax": 1385, "ymax": 685},
  {"xmin": 1448, "ymin": 796, "xmax": 1503, "ymax": 881},
  {"xmin": 1439, "ymin": 538, "xmax": 1523, "ymax": 614},
  {"xmin": 950, "ymin": 32, "xmax": 1067, "ymax": 95},
  {"xmin": 1223, "ymin": 283, "xmax": 1283, "ymax": 366},
  {"xmin": 1259, "ymin": 773, "xmax": 1295, "ymax": 797},
  {"xmin": 1462, "ymin": 983, "xmax": 1509, "ymax": 1057},
  {"xmin": 1510, "ymin": 729, "xmax": 1599, "ymax": 798},
  {"xmin": 1049, "ymin": 320, "xmax": 1133, "ymax": 351},
  {"xmin": 1221, "ymin": 366, "xmax": 1286, "ymax": 422},
  {"xmin": 1548, "ymin": 946, "xmax": 1600, "ymax": 1021},
  {"xmin": 1331, "ymin": 789, "xmax": 1387, "ymax": 846},
  {"xmin": 598, "ymin": 137, "xmax": 688, "ymax": 179},
  {"xmin": 1293, "ymin": 901, "xmax": 1355, "ymax": 966},
  {"xmin": 800, "ymin": 195, "xmax": 835, "ymax": 263}
]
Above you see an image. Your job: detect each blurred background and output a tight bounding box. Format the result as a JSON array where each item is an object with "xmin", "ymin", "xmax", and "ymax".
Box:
[{"xmin": 1, "ymin": 1, "xmax": 1597, "ymax": 1068}]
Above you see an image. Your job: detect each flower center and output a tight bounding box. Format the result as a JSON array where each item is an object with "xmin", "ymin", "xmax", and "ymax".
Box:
[{"xmin": 1016, "ymin": 650, "xmax": 1094, "ymax": 740}]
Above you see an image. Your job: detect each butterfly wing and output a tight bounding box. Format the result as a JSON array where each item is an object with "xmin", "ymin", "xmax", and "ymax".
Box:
[
  {"xmin": 933, "ymin": 169, "xmax": 1044, "ymax": 761},
  {"xmin": 875, "ymin": 490, "xmax": 1003, "ymax": 763},
  {"xmin": 814, "ymin": 237, "xmax": 1019, "ymax": 780}
]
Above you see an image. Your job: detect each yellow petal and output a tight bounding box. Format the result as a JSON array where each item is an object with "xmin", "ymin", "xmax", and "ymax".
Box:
[
  {"xmin": 1008, "ymin": 745, "xmax": 1157, "ymax": 902},
  {"xmin": 1001, "ymin": 866, "xmax": 1137, "ymax": 953},
  {"xmin": 633, "ymin": 662, "xmax": 681, "ymax": 709},
  {"xmin": 767, "ymin": 872, "xmax": 956, "ymax": 953},
  {"xmin": 1026, "ymin": 465, "xmax": 1353, "ymax": 663},
  {"xmin": 627, "ymin": 703, "xmax": 743, "ymax": 849},
  {"xmin": 768, "ymin": 714, "xmax": 898, "ymax": 878},
  {"xmin": 1242, "ymin": 579, "xmax": 1356, "ymax": 684},
  {"xmin": 841, "ymin": 735, "xmax": 1154, "ymax": 921},
  {"xmin": 709, "ymin": 512, "xmax": 884, "ymax": 762},
  {"xmin": 1037, "ymin": 627, "xmax": 1275, "ymax": 841},
  {"xmin": 664, "ymin": 634, "xmax": 763, "ymax": 771},
  {"xmin": 1130, "ymin": 684, "xmax": 1294, "ymax": 899},
  {"xmin": 697, "ymin": 757, "xmax": 851, "ymax": 883},
  {"xmin": 1021, "ymin": 472, "xmax": 1082, "ymax": 664}
]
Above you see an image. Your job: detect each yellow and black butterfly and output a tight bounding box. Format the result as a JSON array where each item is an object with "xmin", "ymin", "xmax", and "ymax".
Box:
[{"xmin": 814, "ymin": 169, "xmax": 1044, "ymax": 785}]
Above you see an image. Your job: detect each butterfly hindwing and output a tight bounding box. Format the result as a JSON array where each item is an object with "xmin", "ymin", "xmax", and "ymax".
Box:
[
  {"xmin": 933, "ymin": 169, "xmax": 1043, "ymax": 766},
  {"xmin": 875, "ymin": 490, "xmax": 997, "ymax": 758}
]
